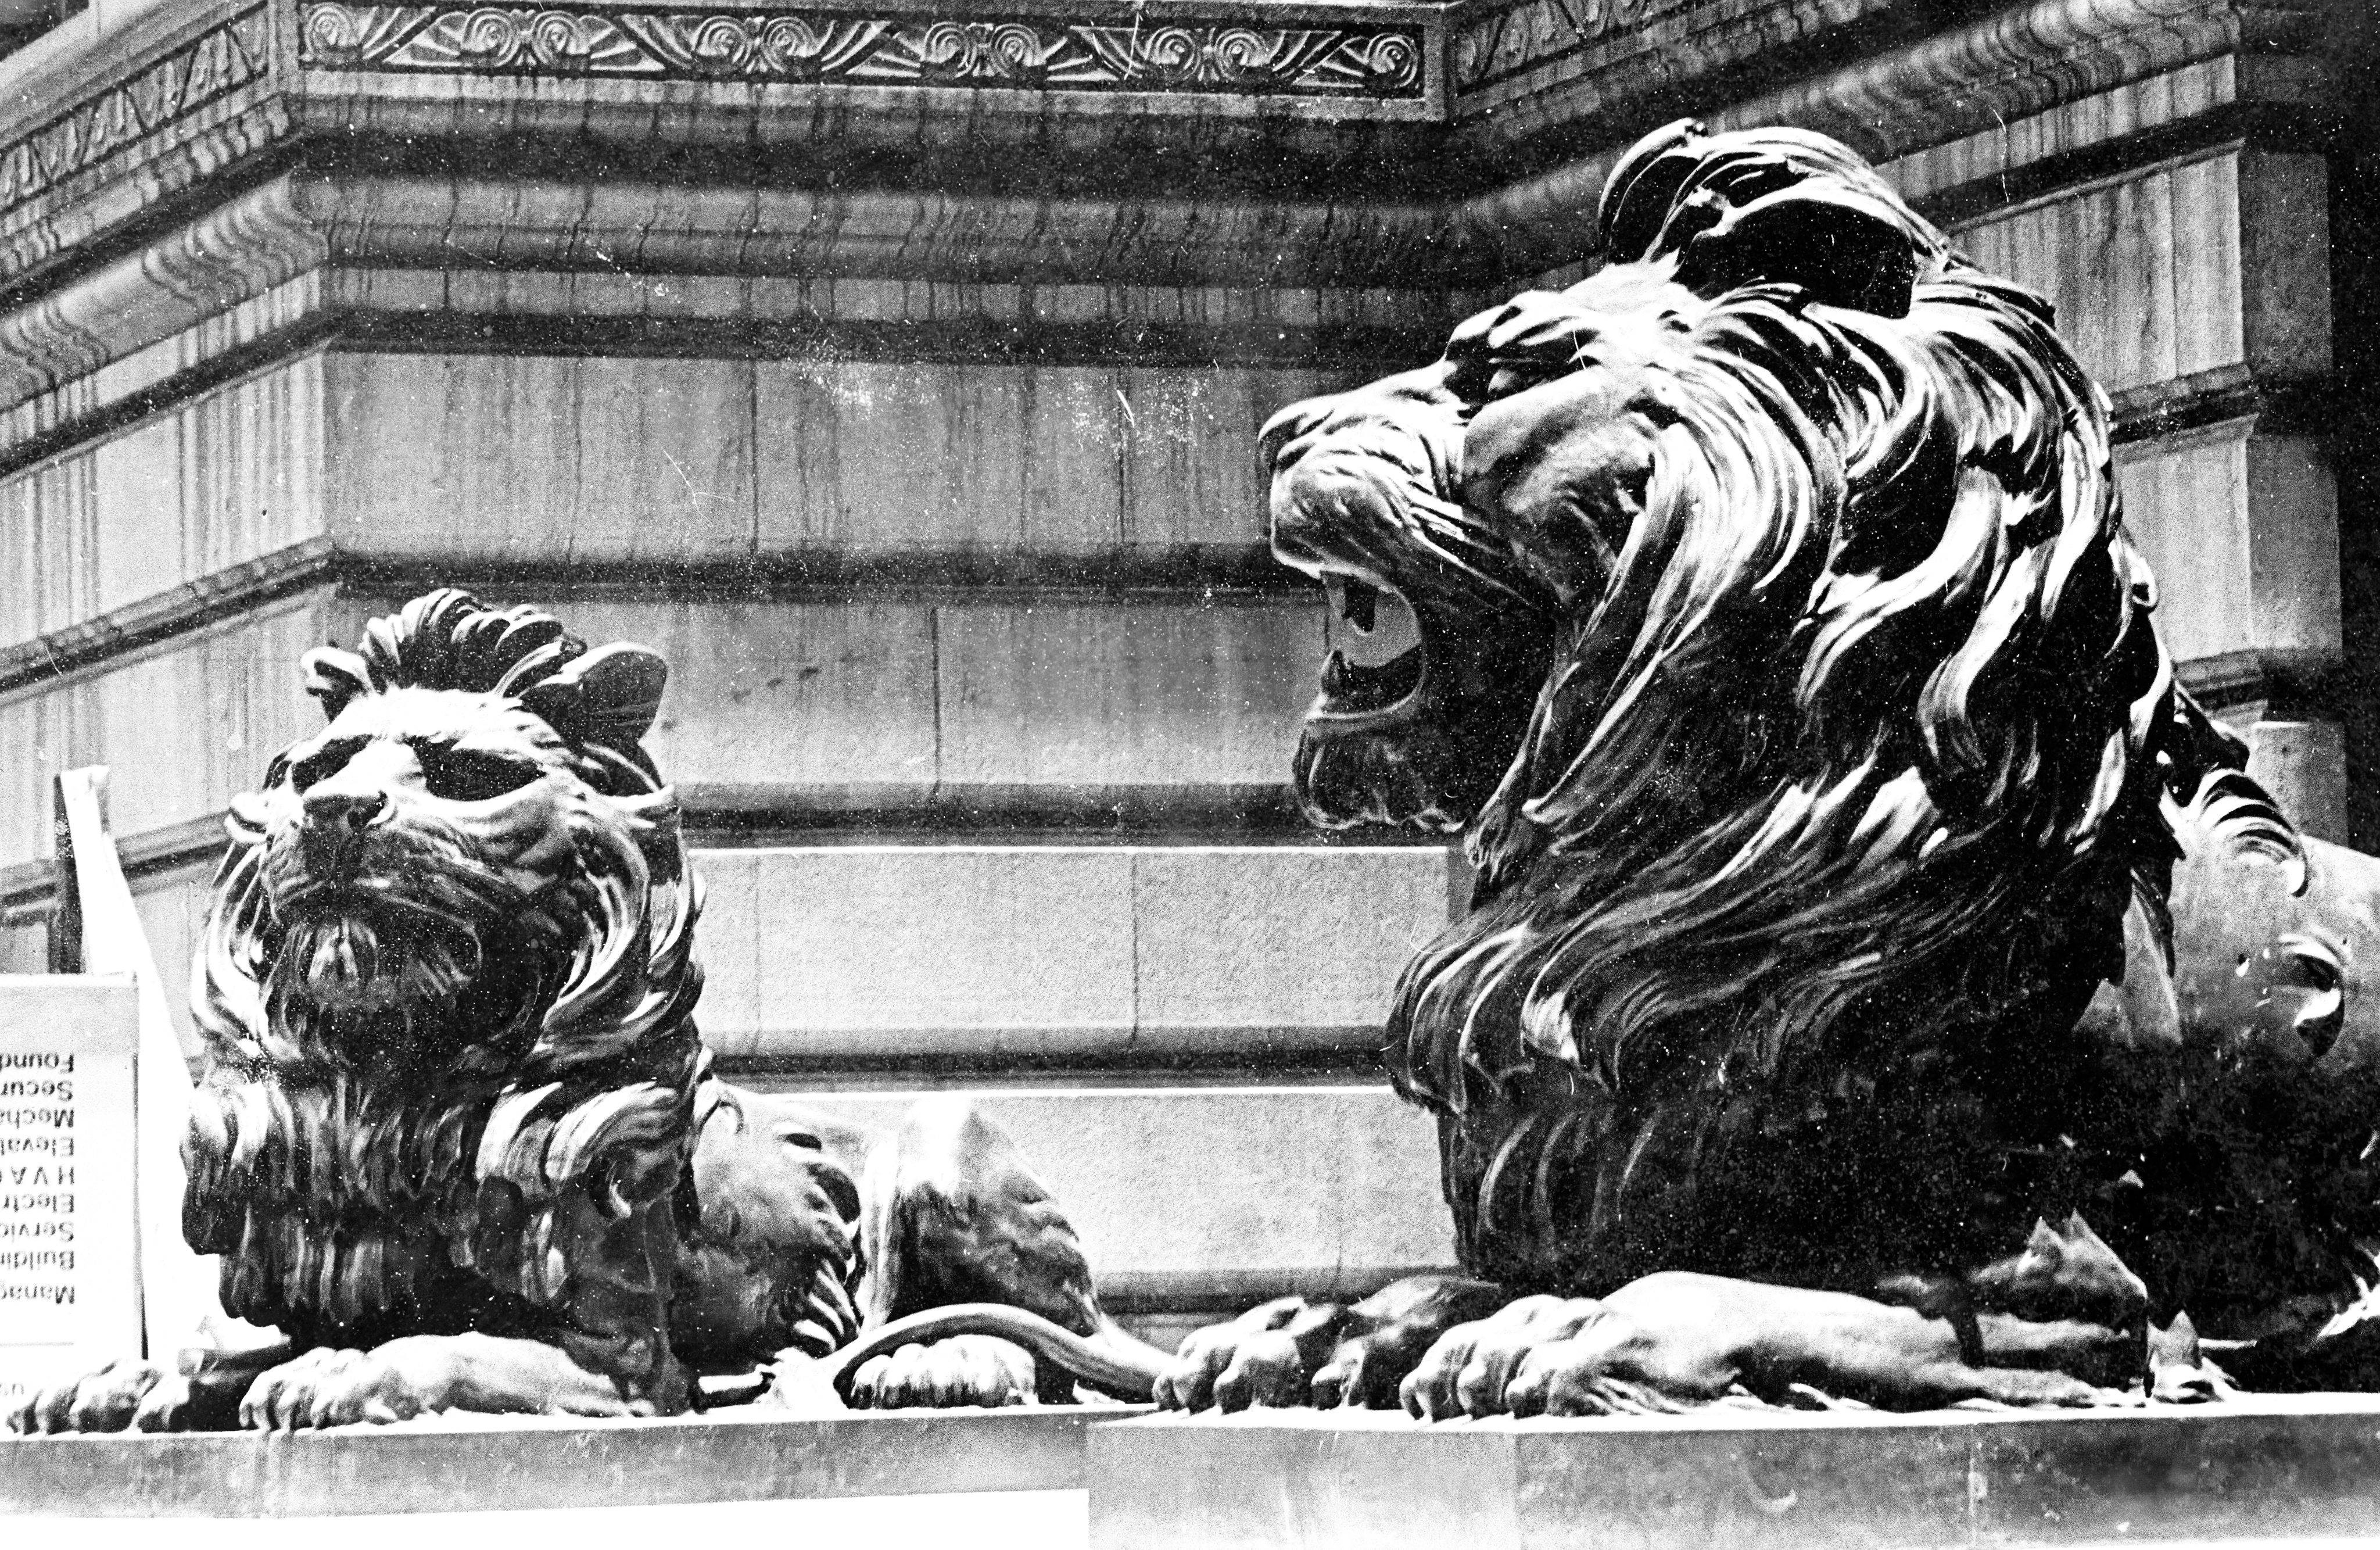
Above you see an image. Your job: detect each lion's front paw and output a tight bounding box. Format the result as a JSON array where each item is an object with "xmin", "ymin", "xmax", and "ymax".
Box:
[
  {"xmin": 6, "ymin": 1358, "xmax": 170, "ymax": 1434},
  {"xmin": 1400, "ymin": 1297, "xmax": 1599, "ymax": 1420},
  {"xmin": 1311, "ymin": 1327, "xmax": 1421, "ymax": 1410},
  {"xmin": 237, "ymin": 1342, "xmax": 454, "ymax": 1430},
  {"xmin": 1153, "ymin": 1322, "xmax": 1311, "ymax": 1413},
  {"xmin": 847, "ymin": 1336, "xmax": 1035, "ymax": 1410},
  {"xmin": 1500, "ymin": 1337, "xmax": 1639, "ymax": 1417}
]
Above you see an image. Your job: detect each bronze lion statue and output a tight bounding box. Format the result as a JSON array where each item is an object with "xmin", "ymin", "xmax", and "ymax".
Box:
[
  {"xmin": 11, "ymin": 589, "xmax": 1168, "ymax": 1432},
  {"xmin": 1156, "ymin": 120, "xmax": 2380, "ymax": 1417}
]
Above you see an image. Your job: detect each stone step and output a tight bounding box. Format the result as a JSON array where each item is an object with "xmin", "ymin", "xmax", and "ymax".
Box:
[
  {"xmin": 698, "ymin": 844, "xmax": 1456, "ymax": 1069},
  {"xmin": 554, "ymin": 594, "xmax": 1322, "ymax": 815},
  {"xmin": 0, "ymin": 587, "xmax": 1347, "ymax": 875},
  {"xmin": 102, "ymin": 841, "xmax": 1459, "ymax": 1069}
]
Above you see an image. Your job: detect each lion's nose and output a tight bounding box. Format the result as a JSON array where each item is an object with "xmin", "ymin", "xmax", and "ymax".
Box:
[{"xmin": 302, "ymin": 788, "xmax": 386, "ymax": 839}]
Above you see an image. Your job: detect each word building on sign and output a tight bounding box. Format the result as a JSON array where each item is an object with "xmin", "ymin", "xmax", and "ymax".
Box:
[{"xmin": 0, "ymin": 977, "xmax": 139, "ymax": 1408}]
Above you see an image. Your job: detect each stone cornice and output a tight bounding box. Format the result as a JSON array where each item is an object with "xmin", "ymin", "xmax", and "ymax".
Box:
[
  {"xmin": 0, "ymin": 7, "xmax": 273, "ymax": 224},
  {"xmin": 1442, "ymin": 0, "xmax": 2347, "ymax": 274},
  {"xmin": 0, "ymin": 0, "xmax": 2352, "ymax": 299},
  {"xmin": 1444, "ymin": 0, "xmax": 2343, "ymax": 131},
  {"xmin": 0, "ymin": 0, "xmax": 1462, "ymax": 296},
  {"xmin": 1450, "ymin": 0, "xmax": 1898, "ymax": 124},
  {"xmin": 309, "ymin": 171, "xmax": 1449, "ymax": 286},
  {"xmin": 0, "ymin": 536, "xmax": 336, "ymax": 704},
  {"xmin": 0, "ymin": 167, "xmax": 1453, "ymax": 454},
  {"xmin": 0, "ymin": 172, "xmax": 325, "ymax": 407},
  {"xmin": 0, "ymin": 3, "xmax": 288, "ymax": 296},
  {"xmin": 2107, "ymin": 361, "xmax": 2347, "ymax": 445},
  {"xmin": 0, "ymin": 0, "xmax": 2354, "ymax": 418}
]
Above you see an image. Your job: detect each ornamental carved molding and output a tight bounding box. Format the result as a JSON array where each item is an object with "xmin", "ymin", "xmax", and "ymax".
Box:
[
  {"xmin": 1450, "ymin": 0, "xmax": 1693, "ymax": 93},
  {"xmin": 296, "ymin": 3, "xmax": 1428, "ymax": 97},
  {"xmin": 0, "ymin": 7, "xmax": 273, "ymax": 220}
]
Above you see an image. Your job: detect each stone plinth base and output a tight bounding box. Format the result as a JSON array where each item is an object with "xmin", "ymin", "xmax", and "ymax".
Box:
[
  {"xmin": 15, "ymin": 1396, "xmax": 2380, "ymax": 1543},
  {"xmin": 0, "ymin": 1405, "xmax": 1137, "ymax": 1517},
  {"xmin": 1088, "ymin": 1400, "xmax": 2380, "ymax": 1549}
]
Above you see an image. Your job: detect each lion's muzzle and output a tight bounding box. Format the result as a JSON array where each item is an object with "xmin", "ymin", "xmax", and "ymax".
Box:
[{"xmin": 299, "ymin": 788, "xmax": 388, "ymax": 880}]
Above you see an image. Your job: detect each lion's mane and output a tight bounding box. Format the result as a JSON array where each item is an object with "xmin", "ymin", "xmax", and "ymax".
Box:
[
  {"xmin": 1379, "ymin": 124, "xmax": 2185, "ymax": 1293},
  {"xmin": 181, "ymin": 590, "xmax": 704, "ymax": 1348}
]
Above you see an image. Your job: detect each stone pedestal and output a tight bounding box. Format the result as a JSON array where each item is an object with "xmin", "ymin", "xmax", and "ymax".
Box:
[
  {"xmin": 1089, "ymin": 1399, "xmax": 2380, "ymax": 1549},
  {"xmin": 16, "ymin": 1396, "xmax": 2380, "ymax": 1542},
  {"xmin": 0, "ymin": 1405, "xmax": 1137, "ymax": 1516}
]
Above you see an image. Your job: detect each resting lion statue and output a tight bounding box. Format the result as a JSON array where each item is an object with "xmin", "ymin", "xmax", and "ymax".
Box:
[
  {"xmin": 1156, "ymin": 119, "xmax": 2380, "ymax": 1419},
  {"xmin": 11, "ymin": 589, "xmax": 1168, "ymax": 1432}
]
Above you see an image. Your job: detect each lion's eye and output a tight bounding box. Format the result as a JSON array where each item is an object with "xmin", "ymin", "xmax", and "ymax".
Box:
[
  {"xmin": 286, "ymin": 738, "xmax": 367, "ymax": 793},
  {"xmin": 411, "ymin": 742, "xmax": 539, "ymax": 803}
]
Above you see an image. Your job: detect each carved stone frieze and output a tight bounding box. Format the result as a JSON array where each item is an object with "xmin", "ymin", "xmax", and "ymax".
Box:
[
  {"xmin": 0, "ymin": 8, "xmax": 272, "ymax": 223},
  {"xmin": 296, "ymin": 3, "xmax": 1428, "ymax": 97},
  {"xmin": 1450, "ymin": 0, "xmax": 1693, "ymax": 93}
]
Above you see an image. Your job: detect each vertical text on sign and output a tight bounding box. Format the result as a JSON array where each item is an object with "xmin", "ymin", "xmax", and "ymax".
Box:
[{"xmin": 0, "ymin": 977, "xmax": 138, "ymax": 1408}]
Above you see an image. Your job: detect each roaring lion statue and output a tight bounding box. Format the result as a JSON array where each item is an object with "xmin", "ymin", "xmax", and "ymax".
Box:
[
  {"xmin": 1156, "ymin": 120, "xmax": 2380, "ymax": 1418},
  {"xmin": 11, "ymin": 589, "xmax": 1168, "ymax": 1432}
]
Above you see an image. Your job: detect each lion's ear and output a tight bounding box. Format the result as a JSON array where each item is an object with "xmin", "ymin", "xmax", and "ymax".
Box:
[
  {"xmin": 519, "ymin": 643, "xmax": 668, "ymax": 750},
  {"xmin": 1669, "ymin": 184, "xmax": 1923, "ymax": 317}
]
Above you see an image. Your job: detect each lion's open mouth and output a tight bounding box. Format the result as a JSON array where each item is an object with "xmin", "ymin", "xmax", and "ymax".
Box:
[{"xmin": 1315, "ymin": 573, "xmax": 1425, "ymax": 722}]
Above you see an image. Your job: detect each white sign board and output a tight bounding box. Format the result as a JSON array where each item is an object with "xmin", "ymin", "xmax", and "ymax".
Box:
[{"xmin": 0, "ymin": 976, "xmax": 139, "ymax": 1411}]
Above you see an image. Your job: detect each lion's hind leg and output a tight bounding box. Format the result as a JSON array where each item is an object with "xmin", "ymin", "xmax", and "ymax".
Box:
[
  {"xmin": 1401, "ymin": 1273, "xmax": 2137, "ymax": 1420},
  {"xmin": 1486, "ymin": 1277, "xmax": 2125, "ymax": 1417},
  {"xmin": 848, "ymin": 1094, "xmax": 1173, "ymax": 1407}
]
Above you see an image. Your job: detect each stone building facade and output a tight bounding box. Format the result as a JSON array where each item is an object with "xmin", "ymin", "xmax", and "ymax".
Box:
[{"xmin": 0, "ymin": 0, "xmax": 2364, "ymax": 1341}]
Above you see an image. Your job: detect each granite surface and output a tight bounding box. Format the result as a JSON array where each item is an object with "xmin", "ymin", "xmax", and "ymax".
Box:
[
  {"xmin": 1089, "ymin": 1398, "xmax": 2380, "ymax": 1549},
  {"xmin": 0, "ymin": 1404, "xmax": 1145, "ymax": 1517},
  {"xmin": 17, "ymin": 1393, "xmax": 2380, "ymax": 1540}
]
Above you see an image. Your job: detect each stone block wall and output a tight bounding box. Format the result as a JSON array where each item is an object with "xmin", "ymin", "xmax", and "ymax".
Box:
[{"xmin": 0, "ymin": 0, "xmax": 2364, "ymax": 1333}]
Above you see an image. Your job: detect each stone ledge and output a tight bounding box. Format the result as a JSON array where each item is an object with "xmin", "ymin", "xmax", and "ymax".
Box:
[
  {"xmin": 1087, "ymin": 1397, "xmax": 2380, "ymax": 1549},
  {"xmin": 0, "ymin": 1404, "xmax": 1141, "ymax": 1516},
  {"xmin": 693, "ymin": 847, "xmax": 1454, "ymax": 1058},
  {"xmin": 0, "ymin": 545, "xmax": 1333, "ymax": 701},
  {"xmin": 17, "ymin": 1393, "xmax": 2380, "ymax": 1535}
]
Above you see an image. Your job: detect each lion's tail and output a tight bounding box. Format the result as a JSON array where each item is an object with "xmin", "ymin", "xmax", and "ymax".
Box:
[{"xmin": 824, "ymin": 1304, "xmax": 1169, "ymax": 1403}]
